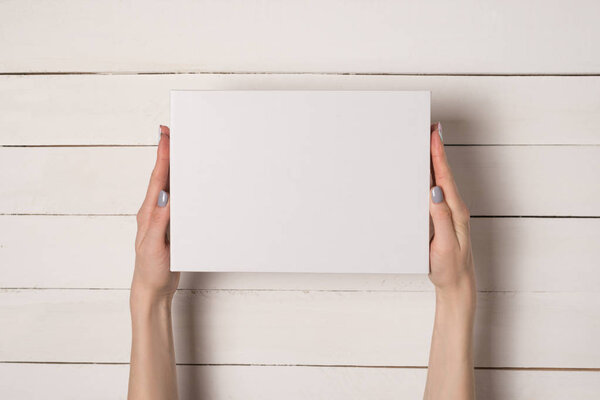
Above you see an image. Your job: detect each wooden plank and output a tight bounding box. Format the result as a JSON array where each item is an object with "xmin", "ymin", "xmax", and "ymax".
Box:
[
  {"xmin": 0, "ymin": 147, "xmax": 153, "ymax": 215},
  {"xmin": 2, "ymin": 74, "xmax": 600, "ymax": 145},
  {"xmin": 1, "ymin": 363, "xmax": 599, "ymax": 400},
  {"xmin": 2, "ymin": 216, "xmax": 599, "ymax": 292},
  {"xmin": 2, "ymin": 146, "xmax": 599, "ymax": 216},
  {"xmin": 447, "ymin": 146, "xmax": 600, "ymax": 216},
  {"xmin": 1, "ymin": 289, "xmax": 598, "ymax": 367},
  {"xmin": 1, "ymin": 0, "xmax": 599, "ymax": 73}
]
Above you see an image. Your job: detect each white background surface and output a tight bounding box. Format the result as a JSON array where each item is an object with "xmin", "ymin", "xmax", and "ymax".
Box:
[
  {"xmin": 170, "ymin": 91, "xmax": 430, "ymax": 273},
  {"xmin": 1, "ymin": 1, "xmax": 599, "ymax": 398}
]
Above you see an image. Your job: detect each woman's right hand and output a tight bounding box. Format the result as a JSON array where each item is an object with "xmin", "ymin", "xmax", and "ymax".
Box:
[{"xmin": 424, "ymin": 122, "xmax": 476, "ymax": 400}]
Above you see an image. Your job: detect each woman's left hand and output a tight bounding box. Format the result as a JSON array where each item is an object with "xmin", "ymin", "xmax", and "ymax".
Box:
[{"xmin": 131, "ymin": 125, "xmax": 179, "ymax": 303}]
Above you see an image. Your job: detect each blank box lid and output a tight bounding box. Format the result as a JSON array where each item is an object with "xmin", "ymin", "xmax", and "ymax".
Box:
[{"xmin": 170, "ymin": 90, "xmax": 430, "ymax": 273}]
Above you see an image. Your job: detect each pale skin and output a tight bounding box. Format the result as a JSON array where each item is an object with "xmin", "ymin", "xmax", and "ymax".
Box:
[
  {"xmin": 424, "ymin": 123, "xmax": 476, "ymax": 400},
  {"xmin": 128, "ymin": 125, "xmax": 179, "ymax": 400},
  {"xmin": 128, "ymin": 123, "xmax": 476, "ymax": 400}
]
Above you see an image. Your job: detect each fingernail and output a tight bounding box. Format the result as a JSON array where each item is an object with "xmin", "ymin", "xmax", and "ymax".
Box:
[
  {"xmin": 437, "ymin": 122, "xmax": 443, "ymax": 142},
  {"xmin": 157, "ymin": 190, "xmax": 169, "ymax": 207},
  {"xmin": 432, "ymin": 186, "xmax": 444, "ymax": 204},
  {"xmin": 159, "ymin": 126, "xmax": 163, "ymax": 142}
]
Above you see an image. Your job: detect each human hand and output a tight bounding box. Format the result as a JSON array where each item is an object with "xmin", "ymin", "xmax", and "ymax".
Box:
[
  {"xmin": 424, "ymin": 123, "xmax": 476, "ymax": 399},
  {"xmin": 128, "ymin": 128, "xmax": 180, "ymax": 400},
  {"xmin": 429, "ymin": 123, "xmax": 476, "ymax": 305},
  {"xmin": 131, "ymin": 125, "xmax": 180, "ymax": 305}
]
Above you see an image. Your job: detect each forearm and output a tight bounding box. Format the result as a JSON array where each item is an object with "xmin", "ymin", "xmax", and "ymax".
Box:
[
  {"xmin": 424, "ymin": 281, "xmax": 476, "ymax": 400},
  {"xmin": 128, "ymin": 290, "xmax": 178, "ymax": 400}
]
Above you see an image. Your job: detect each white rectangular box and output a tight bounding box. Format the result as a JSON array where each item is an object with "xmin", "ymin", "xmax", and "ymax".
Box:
[{"xmin": 170, "ymin": 91, "xmax": 430, "ymax": 273}]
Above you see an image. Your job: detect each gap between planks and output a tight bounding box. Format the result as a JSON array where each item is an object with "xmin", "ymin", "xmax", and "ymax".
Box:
[
  {"xmin": 2, "ymin": 71, "xmax": 600, "ymax": 77},
  {"xmin": 2, "ymin": 214, "xmax": 600, "ymax": 218},
  {"xmin": 0, "ymin": 288, "xmax": 594, "ymax": 294},
  {"xmin": 4, "ymin": 144, "xmax": 600, "ymax": 148},
  {"xmin": 0, "ymin": 361, "xmax": 598, "ymax": 372}
]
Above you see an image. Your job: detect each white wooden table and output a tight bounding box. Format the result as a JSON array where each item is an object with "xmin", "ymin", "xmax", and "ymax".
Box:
[{"xmin": 1, "ymin": 1, "xmax": 599, "ymax": 398}]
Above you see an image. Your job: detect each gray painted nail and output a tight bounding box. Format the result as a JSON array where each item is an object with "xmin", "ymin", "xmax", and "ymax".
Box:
[
  {"xmin": 437, "ymin": 122, "xmax": 443, "ymax": 142},
  {"xmin": 158, "ymin": 190, "xmax": 169, "ymax": 207},
  {"xmin": 159, "ymin": 126, "xmax": 163, "ymax": 142},
  {"xmin": 432, "ymin": 186, "xmax": 444, "ymax": 204}
]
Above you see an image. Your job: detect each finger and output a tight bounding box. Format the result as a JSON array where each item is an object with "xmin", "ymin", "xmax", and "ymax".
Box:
[
  {"xmin": 145, "ymin": 190, "xmax": 170, "ymax": 245},
  {"xmin": 429, "ymin": 168, "xmax": 434, "ymax": 193},
  {"xmin": 430, "ymin": 123, "xmax": 468, "ymax": 221},
  {"xmin": 429, "ymin": 170, "xmax": 434, "ymax": 241},
  {"xmin": 140, "ymin": 125, "xmax": 170, "ymax": 214},
  {"xmin": 430, "ymin": 123, "xmax": 438, "ymax": 187},
  {"xmin": 430, "ymin": 185, "xmax": 458, "ymax": 249},
  {"xmin": 428, "ymin": 124, "xmax": 439, "ymax": 241},
  {"xmin": 163, "ymin": 126, "xmax": 171, "ymax": 192}
]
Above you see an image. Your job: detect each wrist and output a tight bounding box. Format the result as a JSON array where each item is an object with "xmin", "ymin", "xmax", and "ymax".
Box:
[
  {"xmin": 130, "ymin": 284, "xmax": 174, "ymax": 316},
  {"xmin": 435, "ymin": 275, "xmax": 476, "ymax": 318},
  {"xmin": 433, "ymin": 277, "xmax": 476, "ymax": 359}
]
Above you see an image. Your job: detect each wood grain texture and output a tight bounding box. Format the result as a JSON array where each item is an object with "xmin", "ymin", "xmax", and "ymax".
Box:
[
  {"xmin": 2, "ymin": 74, "xmax": 600, "ymax": 145},
  {"xmin": 2, "ymin": 216, "xmax": 599, "ymax": 292},
  {"xmin": 1, "ymin": 363, "xmax": 599, "ymax": 400},
  {"xmin": 1, "ymin": 290, "xmax": 599, "ymax": 368},
  {"xmin": 2, "ymin": 0, "xmax": 599, "ymax": 394},
  {"xmin": 1, "ymin": 0, "xmax": 599, "ymax": 73},
  {"xmin": 2, "ymin": 146, "xmax": 599, "ymax": 216}
]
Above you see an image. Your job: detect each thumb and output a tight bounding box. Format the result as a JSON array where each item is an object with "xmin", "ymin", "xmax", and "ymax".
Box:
[
  {"xmin": 146, "ymin": 190, "xmax": 170, "ymax": 245},
  {"xmin": 430, "ymin": 186, "xmax": 458, "ymax": 248}
]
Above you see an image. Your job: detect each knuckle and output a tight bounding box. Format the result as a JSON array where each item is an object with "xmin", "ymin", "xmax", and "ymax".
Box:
[
  {"xmin": 457, "ymin": 205, "xmax": 471, "ymax": 223},
  {"xmin": 434, "ymin": 205, "xmax": 452, "ymax": 220},
  {"xmin": 134, "ymin": 235, "xmax": 144, "ymax": 254},
  {"xmin": 151, "ymin": 211, "xmax": 161, "ymax": 224},
  {"xmin": 462, "ymin": 204, "xmax": 471, "ymax": 219},
  {"xmin": 455, "ymin": 210, "xmax": 471, "ymax": 233},
  {"xmin": 151, "ymin": 209, "xmax": 166, "ymax": 224},
  {"xmin": 458, "ymin": 219, "xmax": 471, "ymax": 235},
  {"xmin": 136, "ymin": 208, "xmax": 146, "ymax": 225}
]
